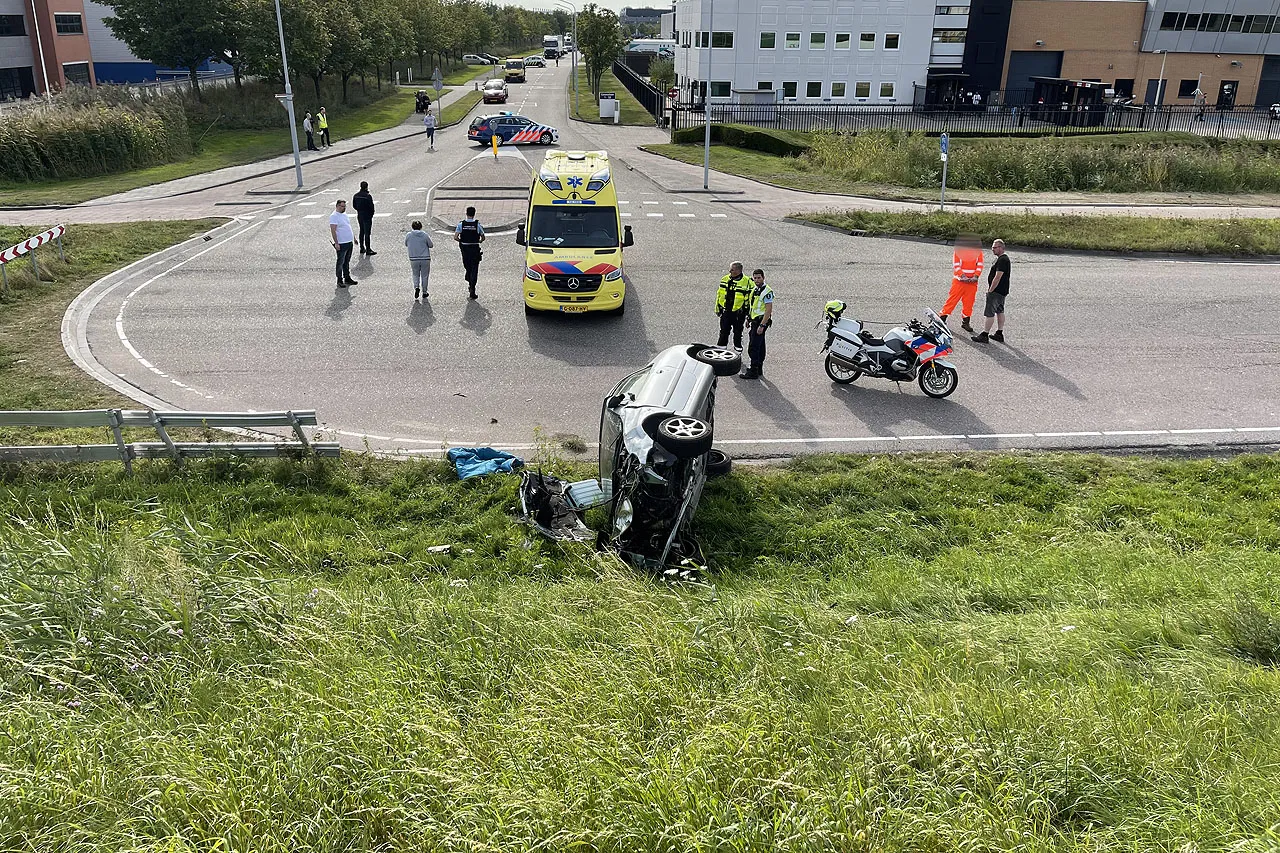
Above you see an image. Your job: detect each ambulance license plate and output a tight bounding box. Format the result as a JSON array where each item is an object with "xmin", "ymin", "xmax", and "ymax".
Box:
[{"xmin": 560, "ymin": 305, "xmax": 589, "ymax": 313}]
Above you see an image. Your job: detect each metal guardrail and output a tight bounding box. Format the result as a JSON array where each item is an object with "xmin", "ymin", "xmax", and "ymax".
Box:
[{"xmin": 0, "ymin": 408, "xmax": 340, "ymax": 472}]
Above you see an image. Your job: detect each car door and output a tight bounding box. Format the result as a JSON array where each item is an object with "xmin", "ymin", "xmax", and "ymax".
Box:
[{"xmin": 505, "ymin": 116, "xmax": 532, "ymax": 142}]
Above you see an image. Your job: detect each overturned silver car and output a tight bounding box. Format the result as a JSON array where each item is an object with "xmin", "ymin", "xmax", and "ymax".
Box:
[{"xmin": 520, "ymin": 343, "xmax": 740, "ymax": 570}]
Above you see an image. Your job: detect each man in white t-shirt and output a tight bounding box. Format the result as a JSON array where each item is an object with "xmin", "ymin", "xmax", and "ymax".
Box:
[{"xmin": 329, "ymin": 199, "xmax": 357, "ymax": 288}]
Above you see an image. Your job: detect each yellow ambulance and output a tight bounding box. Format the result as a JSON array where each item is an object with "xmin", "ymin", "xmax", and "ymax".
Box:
[{"xmin": 516, "ymin": 150, "xmax": 633, "ymax": 315}]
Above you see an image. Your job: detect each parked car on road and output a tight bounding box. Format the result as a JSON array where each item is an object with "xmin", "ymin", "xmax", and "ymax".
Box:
[
  {"xmin": 462, "ymin": 54, "xmax": 489, "ymax": 65},
  {"xmin": 504, "ymin": 59, "xmax": 526, "ymax": 83},
  {"xmin": 482, "ymin": 79, "xmax": 508, "ymax": 104},
  {"xmin": 480, "ymin": 53, "xmax": 502, "ymax": 64}
]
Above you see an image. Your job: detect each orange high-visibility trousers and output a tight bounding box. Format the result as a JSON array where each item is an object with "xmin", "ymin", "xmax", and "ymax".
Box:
[{"xmin": 941, "ymin": 278, "xmax": 978, "ymax": 318}]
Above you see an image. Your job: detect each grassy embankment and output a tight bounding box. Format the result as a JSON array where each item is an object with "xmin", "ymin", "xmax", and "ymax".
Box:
[
  {"xmin": 440, "ymin": 91, "xmax": 485, "ymax": 127},
  {"xmin": 0, "ymin": 87, "xmax": 424, "ymax": 208},
  {"xmin": 648, "ymin": 127, "xmax": 1280, "ymax": 254},
  {"xmin": 1, "ymin": 225, "xmax": 1280, "ymax": 851},
  {"xmin": 570, "ymin": 64, "xmax": 653, "ymax": 126}
]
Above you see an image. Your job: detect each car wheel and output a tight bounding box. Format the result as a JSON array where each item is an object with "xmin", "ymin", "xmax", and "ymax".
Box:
[
  {"xmin": 706, "ymin": 448, "xmax": 732, "ymax": 477},
  {"xmin": 655, "ymin": 416, "xmax": 713, "ymax": 459},
  {"xmin": 524, "ymin": 303, "xmax": 537, "ymax": 316},
  {"xmin": 540, "ymin": 131, "xmax": 553, "ymax": 144},
  {"xmin": 693, "ymin": 346, "xmax": 742, "ymax": 377},
  {"xmin": 606, "ymin": 300, "xmax": 624, "ymax": 317}
]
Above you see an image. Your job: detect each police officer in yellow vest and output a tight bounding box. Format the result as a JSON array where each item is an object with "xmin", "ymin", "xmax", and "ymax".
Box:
[
  {"xmin": 715, "ymin": 261, "xmax": 751, "ymax": 351},
  {"xmin": 317, "ymin": 107, "xmax": 331, "ymax": 147},
  {"xmin": 741, "ymin": 267, "xmax": 774, "ymax": 379}
]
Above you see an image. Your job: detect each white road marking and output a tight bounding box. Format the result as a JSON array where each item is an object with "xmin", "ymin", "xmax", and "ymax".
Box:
[
  {"xmin": 647, "ymin": 213, "xmax": 663, "ymax": 217},
  {"xmin": 374, "ymin": 213, "xmax": 392, "ymax": 218},
  {"xmin": 621, "ymin": 213, "xmax": 632, "ymax": 217},
  {"xmin": 395, "ymin": 200, "xmax": 411, "ymax": 204},
  {"xmin": 679, "ymin": 213, "xmax": 695, "ymax": 218},
  {"xmin": 385, "ymin": 187, "xmax": 398, "ymax": 191},
  {"xmin": 672, "ymin": 201, "xmax": 689, "ymax": 205},
  {"xmin": 619, "ymin": 200, "xmax": 629, "ymax": 204},
  {"xmin": 270, "ymin": 215, "xmax": 290, "ymax": 220},
  {"xmin": 298, "ymin": 202, "xmax": 317, "ymax": 206},
  {"xmin": 710, "ymin": 213, "xmax": 728, "ymax": 218},
  {"xmin": 643, "ymin": 201, "xmax": 659, "ymax": 205},
  {"xmin": 304, "ymin": 214, "xmax": 324, "ymax": 219}
]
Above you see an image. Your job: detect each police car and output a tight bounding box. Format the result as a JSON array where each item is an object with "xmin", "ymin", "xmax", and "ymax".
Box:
[{"xmin": 467, "ymin": 113, "xmax": 560, "ymax": 146}]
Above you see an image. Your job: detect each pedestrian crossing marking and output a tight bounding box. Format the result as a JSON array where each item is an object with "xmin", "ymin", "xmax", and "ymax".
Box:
[
  {"xmin": 679, "ymin": 213, "xmax": 695, "ymax": 218},
  {"xmin": 621, "ymin": 212, "xmax": 632, "ymax": 217},
  {"xmin": 304, "ymin": 214, "xmax": 324, "ymax": 219},
  {"xmin": 647, "ymin": 213, "xmax": 663, "ymax": 217},
  {"xmin": 298, "ymin": 201, "xmax": 317, "ymax": 206},
  {"xmin": 374, "ymin": 213, "xmax": 392, "ymax": 218},
  {"xmin": 710, "ymin": 213, "xmax": 728, "ymax": 218},
  {"xmin": 672, "ymin": 201, "xmax": 688, "ymax": 205},
  {"xmin": 270, "ymin": 215, "xmax": 291, "ymax": 220}
]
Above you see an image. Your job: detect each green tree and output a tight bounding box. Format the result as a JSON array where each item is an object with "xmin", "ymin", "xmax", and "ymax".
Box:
[
  {"xmin": 101, "ymin": 0, "xmax": 224, "ymax": 94},
  {"xmin": 648, "ymin": 56, "xmax": 674, "ymax": 97},
  {"xmin": 577, "ymin": 3, "xmax": 624, "ymax": 96}
]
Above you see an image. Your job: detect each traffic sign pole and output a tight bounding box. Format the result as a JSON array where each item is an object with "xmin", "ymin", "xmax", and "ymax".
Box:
[{"xmin": 939, "ymin": 133, "xmax": 950, "ymax": 212}]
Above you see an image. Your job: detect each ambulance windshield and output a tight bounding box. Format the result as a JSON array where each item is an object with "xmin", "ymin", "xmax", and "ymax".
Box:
[{"xmin": 528, "ymin": 206, "xmax": 619, "ymax": 249}]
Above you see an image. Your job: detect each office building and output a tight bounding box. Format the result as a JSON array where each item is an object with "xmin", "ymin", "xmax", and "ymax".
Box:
[{"xmin": 0, "ymin": 0, "xmax": 95, "ymax": 98}]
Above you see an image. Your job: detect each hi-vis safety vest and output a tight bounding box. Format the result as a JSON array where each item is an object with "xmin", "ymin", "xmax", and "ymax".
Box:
[
  {"xmin": 717, "ymin": 274, "xmax": 750, "ymax": 311},
  {"xmin": 317, "ymin": 112, "xmax": 329, "ymax": 129},
  {"xmin": 749, "ymin": 282, "xmax": 774, "ymax": 320},
  {"xmin": 953, "ymin": 248, "xmax": 984, "ymax": 284}
]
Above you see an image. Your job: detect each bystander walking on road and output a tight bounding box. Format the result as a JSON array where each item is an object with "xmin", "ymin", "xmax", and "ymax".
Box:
[
  {"xmin": 940, "ymin": 234, "xmax": 983, "ymax": 333},
  {"xmin": 353, "ymin": 181, "xmax": 377, "ymax": 256},
  {"xmin": 318, "ymin": 107, "xmax": 331, "ymax": 147},
  {"xmin": 405, "ymin": 220, "xmax": 434, "ymax": 300},
  {"xmin": 329, "ymin": 200, "xmax": 357, "ymax": 288},
  {"xmin": 973, "ymin": 239, "xmax": 1010, "ymax": 343},
  {"xmin": 424, "ymin": 112, "xmax": 437, "ymax": 151},
  {"xmin": 302, "ymin": 112, "xmax": 318, "ymax": 151},
  {"xmin": 715, "ymin": 262, "xmax": 750, "ymax": 352},
  {"xmin": 741, "ymin": 268, "xmax": 774, "ymax": 379},
  {"xmin": 454, "ymin": 206, "xmax": 485, "ymax": 300}
]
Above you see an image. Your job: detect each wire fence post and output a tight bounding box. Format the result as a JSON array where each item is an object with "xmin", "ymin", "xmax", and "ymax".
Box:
[
  {"xmin": 28, "ymin": 247, "xmax": 39, "ymax": 281},
  {"xmin": 1, "ymin": 263, "xmax": 7, "ymax": 296},
  {"xmin": 56, "ymin": 234, "xmax": 65, "ymax": 262}
]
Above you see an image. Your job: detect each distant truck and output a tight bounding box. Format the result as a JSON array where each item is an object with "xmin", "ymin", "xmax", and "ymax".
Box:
[{"xmin": 543, "ymin": 35, "xmax": 564, "ymax": 58}]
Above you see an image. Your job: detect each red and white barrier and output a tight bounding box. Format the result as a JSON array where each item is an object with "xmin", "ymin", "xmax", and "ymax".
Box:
[{"xmin": 1, "ymin": 224, "xmax": 65, "ymax": 264}]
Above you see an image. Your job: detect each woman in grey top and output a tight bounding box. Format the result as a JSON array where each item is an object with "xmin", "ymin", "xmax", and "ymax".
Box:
[{"xmin": 404, "ymin": 220, "xmax": 435, "ymax": 300}]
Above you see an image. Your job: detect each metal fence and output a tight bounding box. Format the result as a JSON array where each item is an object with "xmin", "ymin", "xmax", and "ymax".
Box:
[
  {"xmin": 612, "ymin": 60, "xmax": 663, "ymax": 120},
  {"xmin": 0, "ymin": 408, "xmax": 340, "ymax": 472},
  {"xmin": 670, "ymin": 102, "xmax": 1280, "ymax": 140}
]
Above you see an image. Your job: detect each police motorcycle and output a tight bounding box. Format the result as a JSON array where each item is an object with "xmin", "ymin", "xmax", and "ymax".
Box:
[
  {"xmin": 819, "ymin": 302, "xmax": 959, "ymax": 398},
  {"xmin": 415, "ymin": 91, "xmax": 431, "ymax": 113}
]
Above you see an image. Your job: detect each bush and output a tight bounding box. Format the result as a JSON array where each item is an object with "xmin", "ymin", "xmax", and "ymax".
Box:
[{"xmin": 673, "ymin": 123, "xmax": 811, "ymax": 156}]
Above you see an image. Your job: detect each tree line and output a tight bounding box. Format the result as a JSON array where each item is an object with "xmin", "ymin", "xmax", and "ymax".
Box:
[{"xmin": 101, "ymin": 0, "xmax": 573, "ymax": 100}]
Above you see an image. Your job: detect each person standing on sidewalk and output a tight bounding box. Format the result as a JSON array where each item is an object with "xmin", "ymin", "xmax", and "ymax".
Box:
[
  {"xmin": 352, "ymin": 181, "xmax": 377, "ymax": 256},
  {"xmin": 715, "ymin": 262, "xmax": 750, "ymax": 352},
  {"xmin": 740, "ymin": 268, "xmax": 774, "ymax": 379},
  {"xmin": 454, "ymin": 206, "xmax": 485, "ymax": 299},
  {"xmin": 424, "ymin": 111, "xmax": 437, "ymax": 151},
  {"xmin": 939, "ymin": 234, "xmax": 983, "ymax": 333},
  {"xmin": 329, "ymin": 199, "xmax": 357, "ymax": 288},
  {"xmin": 405, "ymin": 220, "xmax": 435, "ymax": 300},
  {"xmin": 972, "ymin": 239, "xmax": 1010, "ymax": 343},
  {"xmin": 302, "ymin": 112, "xmax": 318, "ymax": 151},
  {"xmin": 317, "ymin": 107, "xmax": 331, "ymax": 147}
]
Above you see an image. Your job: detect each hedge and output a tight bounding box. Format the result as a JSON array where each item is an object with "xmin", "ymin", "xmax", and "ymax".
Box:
[{"xmin": 672, "ymin": 123, "xmax": 811, "ymax": 156}]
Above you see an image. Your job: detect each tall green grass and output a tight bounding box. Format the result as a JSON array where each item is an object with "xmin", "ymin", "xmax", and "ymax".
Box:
[
  {"xmin": 1, "ymin": 452, "xmax": 1278, "ymax": 851},
  {"xmin": 802, "ymin": 130, "xmax": 1280, "ymax": 193}
]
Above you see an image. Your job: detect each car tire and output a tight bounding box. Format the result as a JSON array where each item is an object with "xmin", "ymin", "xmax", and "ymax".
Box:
[
  {"xmin": 540, "ymin": 131, "xmax": 553, "ymax": 145},
  {"xmin": 606, "ymin": 300, "xmax": 625, "ymax": 316},
  {"xmin": 706, "ymin": 448, "xmax": 732, "ymax": 477},
  {"xmin": 655, "ymin": 416, "xmax": 713, "ymax": 459},
  {"xmin": 693, "ymin": 346, "xmax": 742, "ymax": 377},
  {"xmin": 524, "ymin": 303, "xmax": 537, "ymax": 316}
]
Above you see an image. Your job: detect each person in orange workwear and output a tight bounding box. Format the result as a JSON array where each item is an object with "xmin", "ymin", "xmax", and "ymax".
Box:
[{"xmin": 939, "ymin": 234, "xmax": 984, "ymax": 333}]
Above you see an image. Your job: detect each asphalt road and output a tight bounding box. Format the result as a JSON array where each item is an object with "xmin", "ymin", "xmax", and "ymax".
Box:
[{"xmin": 71, "ymin": 63, "xmax": 1280, "ymax": 456}]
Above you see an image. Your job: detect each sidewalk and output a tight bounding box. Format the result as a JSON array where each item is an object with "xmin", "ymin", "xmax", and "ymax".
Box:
[{"xmin": 0, "ymin": 79, "xmax": 488, "ymax": 224}]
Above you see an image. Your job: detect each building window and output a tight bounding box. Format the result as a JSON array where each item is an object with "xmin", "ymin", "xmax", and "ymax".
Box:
[
  {"xmin": 932, "ymin": 29, "xmax": 966, "ymax": 42},
  {"xmin": 760, "ymin": 31, "xmax": 775, "ymax": 48},
  {"xmin": 1228, "ymin": 14, "xmax": 1245, "ymax": 32},
  {"xmin": 758, "ymin": 80, "xmax": 773, "ymax": 91},
  {"xmin": 935, "ymin": 5, "xmax": 969, "ymax": 13},
  {"xmin": 831, "ymin": 82, "xmax": 846, "ymax": 97},
  {"xmin": 807, "ymin": 81, "xmax": 822, "ymax": 97},
  {"xmin": 62, "ymin": 62, "xmax": 90, "ymax": 85},
  {"xmin": 681, "ymin": 30, "xmax": 690, "ymax": 47},
  {"xmin": 810, "ymin": 32, "xmax": 826, "ymax": 48},
  {"xmin": 854, "ymin": 81, "xmax": 870, "ymax": 98},
  {"xmin": 1247, "ymin": 15, "xmax": 1274, "ymax": 33},
  {"xmin": 0, "ymin": 66, "xmax": 30, "ymax": 98},
  {"xmin": 859, "ymin": 32, "xmax": 875, "ymax": 49},
  {"xmin": 1198, "ymin": 14, "xmax": 1225, "ymax": 31},
  {"xmin": 1159, "ymin": 12, "xmax": 1181, "ymax": 30},
  {"xmin": 1113, "ymin": 78, "xmax": 1134, "ymax": 97},
  {"xmin": 1183, "ymin": 14, "xmax": 1199, "ymax": 30},
  {"xmin": 784, "ymin": 32, "xmax": 800, "ymax": 48},
  {"xmin": 711, "ymin": 31, "xmax": 733, "ymax": 48},
  {"xmin": 710, "ymin": 81, "xmax": 731, "ymax": 97},
  {"xmin": 783, "ymin": 81, "xmax": 797, "ymax": 98},
  {"xmin": 1177, "ymin": 79, "xmax": 1199, "ymax": 98},
  {"xmin": 834, "ymin": 32, "xmax": 850, "ymax": 49},
  {"xmin": 54, "ymin": 13, "xmax": 83, "ymax": 34},
  {"xmin": 884, "ymin": 33, "xmax": 900, "ymax": 49},
  {"xmin": 879, "ymin": 81, "xmax": 895, "ymax": 98},
  {"xmin": 0, "ymin": 14, "xmax": 26, "ymax": 36}
]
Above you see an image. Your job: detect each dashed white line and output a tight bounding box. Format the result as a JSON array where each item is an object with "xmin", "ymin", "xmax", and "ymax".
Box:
[
  {"xmin": 374, "ymin": 213, "xmax": 392, "ymax": 218},
  {"xmin": 395, "ymin": 200, "xmax": 411, "ymax": 204},
  {"xmin": 269, "ymin": 215, "xmax": 290, "ymax": 220},
  {"xmin": 643, "ymin": 201, "xmax": 659, "ymax": 205},
  {"xmin": 647, "ymin": 213, "xmax": 664, "ymax": 218},
  {"xmin": 672, "ymin": 201, "xmax": 689, "ymax": 205},
  {"xmin": 304, "ymin": 214, "xmax": 324, "ymax": 219},
  {"xmin": 710, "ymin": 213, "xmax": 728, "ymax": 218},
  {"xmin": 621, "ymin": 213, "xmax": 632, "ymax": 217},
  {"xmin": 298, "ymin": 201, "xmax": 317, "ymax": 206}
]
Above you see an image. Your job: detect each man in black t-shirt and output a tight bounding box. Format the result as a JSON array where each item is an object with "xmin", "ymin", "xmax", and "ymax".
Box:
[{"xmin": 972, "ymin": 239, "xmax": 1010, "ymax": 343}]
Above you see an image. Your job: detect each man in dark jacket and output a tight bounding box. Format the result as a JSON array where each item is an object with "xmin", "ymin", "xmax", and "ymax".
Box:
[{"xmin": 352, "ymin": 181, "xmax": 377, "ymax": 256}]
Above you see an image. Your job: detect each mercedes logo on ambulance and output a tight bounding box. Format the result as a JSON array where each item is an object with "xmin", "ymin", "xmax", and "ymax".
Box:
[{"xmin": 567, "ymin": 278, "xmax": 581, "ymax": 289}]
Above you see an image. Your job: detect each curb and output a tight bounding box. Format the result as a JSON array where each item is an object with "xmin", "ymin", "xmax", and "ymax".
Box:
[
  {"xmin": 781, "ymin": 216, "xmax": 1280, "ymax": 262},
  {"xmin": 0, "ymin": 88, "xmax": 486, "ymax": 213}
]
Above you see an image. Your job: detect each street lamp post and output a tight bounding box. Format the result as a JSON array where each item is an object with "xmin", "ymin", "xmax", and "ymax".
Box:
[
  {"xmin": 1154, "ymin": 49, "xmax": 1168, "ymax": 106},
  {"xmin": 556, "ymin": 0, "xmax": 578, "ymax": 118},
  {"xmin": 702, "ymin": 0, "xmax": 713, "ymax": 189},
  {"xmin": 274, "ymin": 0, "xmax": 304, "ymax": 189},
  {"xmin": 29, "ymin": 0, "xmax": 52, "ymax": 101}
]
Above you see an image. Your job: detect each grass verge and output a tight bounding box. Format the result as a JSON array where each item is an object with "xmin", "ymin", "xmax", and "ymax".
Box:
[
  {"xmin": 0, "ymin": 220, "xmax": 226, "ymax": 444},
  {"xmin": 794, "ymin": 210, "xmax": 1280, "ymax": 256},
  {"xmin": 440, "ymin": 90, "xmax": 485, "ymax": 127},
  {"xmin": 1, "ymin": 449, "xmax": 1279, "ymax": 850},
  {"xmin": 570, "ymin": 65, "xmax": 654, "ymax": 126},
  {"xmin": 0, "ymin": 90, "xmax": 417, "ymax": 208},
  {"xmin": 647, "ymin": 141, "xmax": 844, "ymax": 193}
]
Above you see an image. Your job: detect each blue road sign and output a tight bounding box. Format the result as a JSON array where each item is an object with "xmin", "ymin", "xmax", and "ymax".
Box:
[{"xmin": 940, "ymin": 133, "xmax": 949, "ymax": 155}]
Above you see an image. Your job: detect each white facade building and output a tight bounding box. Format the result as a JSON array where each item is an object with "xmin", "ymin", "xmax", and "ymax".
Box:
[{"xmin": 672, "ymin": 0, "xmax": 972, "ymax": 104}]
